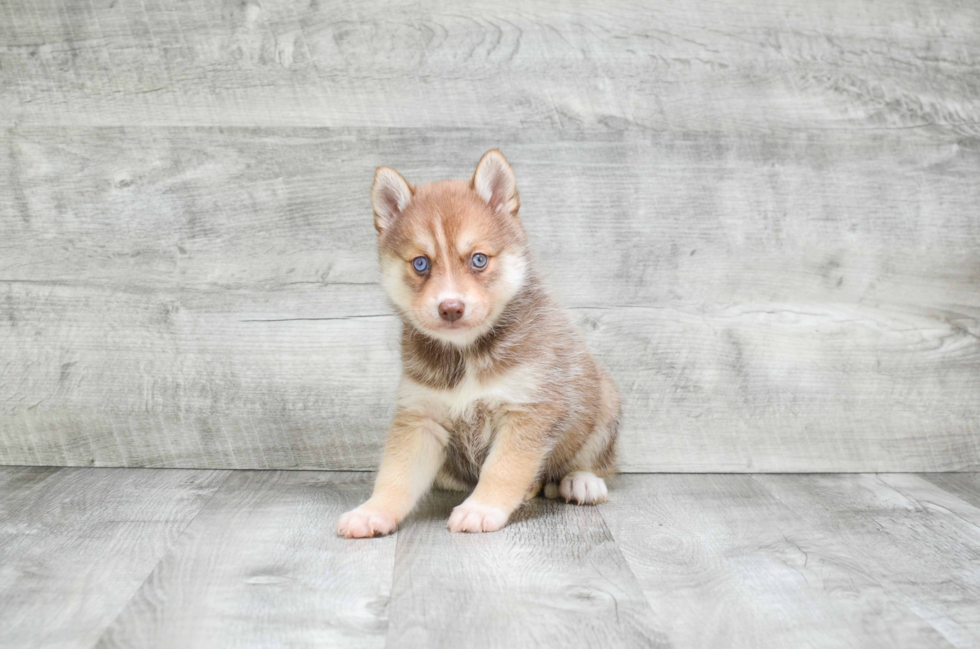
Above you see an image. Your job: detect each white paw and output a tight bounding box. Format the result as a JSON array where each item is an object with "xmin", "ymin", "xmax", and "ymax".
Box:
[
  {"xmin": 447, "ymin": 499, "xmax": 509, "ymax": 533},
  {"xmin": 559, "ymin": 471, "xmax": 608, "ymax": 505},
  {"xmin": 337, "ymin": 505, "xmax": 397, "ymax": 538}
]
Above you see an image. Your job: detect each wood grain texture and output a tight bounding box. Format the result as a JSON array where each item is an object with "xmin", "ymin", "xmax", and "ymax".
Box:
[
  {"xmin": 96, "ymin": 471, "xmax": 396, "ymax": 649},
  {"xmin": 754, "ymin": 474, "xmax": 980, "ymax": 647},
  {"xmin": 2, "ymin": 0, "xmax": 980, "ymax": 472},
  {"xmin": 0, "ymin": 466, "xmax": 225, "ymax": 649},
  {"xmin": 386, "ymin": 489, "xmax": 664, "ymax": 649},
  {"xmin": 601, "ymin": 474, "xmax": 958, "ymax": 648},
  {"xmin": 3, "ymin": 469, "xmax": 980, "ymax": 648},
  {"xmin": 1, "ymin": 126, "xmax": 978, "ymax": 471},
  {"xmin": 1, "ymin": 0, "xmax": 979, "ymax": 133}
]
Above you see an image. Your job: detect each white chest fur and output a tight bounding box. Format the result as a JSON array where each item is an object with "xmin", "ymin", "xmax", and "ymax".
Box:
[{"xmin": 398, "ymin": 363, "xmax": 540, "ymax": 421}]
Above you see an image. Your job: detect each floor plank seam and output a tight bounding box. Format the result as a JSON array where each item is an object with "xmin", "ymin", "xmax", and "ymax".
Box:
[
  {"xmin": 749, "ymin": 474, "xmax": 975, "ymax": 647},
  {"xmin": 595, "ymin": 497, "xmax": 664, "ymax": 627},
  {"xmin": 382, "ymin": 527, "xmax": 400, "ymax": 649},
  {"xmin": 84, "ymin": 469, "xmax": 234, "ymax": 649}
]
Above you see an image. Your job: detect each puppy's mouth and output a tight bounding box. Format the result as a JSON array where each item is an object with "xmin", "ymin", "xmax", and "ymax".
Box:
[
  {"xmin": 434, "ymin": 320, "xmax": 474, "ymax": 333},
  {"xmin": 417, "ymin": 315, "xmax": 487, "ymax": 341},
  {"xmin": 409, "ymin": 307, "xmax": 491, "ymax": 343}
]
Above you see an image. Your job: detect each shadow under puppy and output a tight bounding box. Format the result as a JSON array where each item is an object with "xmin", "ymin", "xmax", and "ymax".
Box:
[{"xmin": 338, "ymin": 150, "xmax": 620, "ymax": 537}]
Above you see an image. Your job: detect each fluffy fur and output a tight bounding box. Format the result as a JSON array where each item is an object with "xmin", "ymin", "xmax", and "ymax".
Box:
[{"xmin": 337, "ymin": 150, "xmax": 620, "ymax": 537}]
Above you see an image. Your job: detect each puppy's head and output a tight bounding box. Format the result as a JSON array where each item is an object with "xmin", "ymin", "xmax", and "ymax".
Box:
[{"xmin": 371, "ymin": 150, "xmax": 528, "ymax": 347}]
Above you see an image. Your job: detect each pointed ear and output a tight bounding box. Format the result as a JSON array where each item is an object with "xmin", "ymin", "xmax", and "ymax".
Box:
[
  {"xmin": 472, "ymin": 149, "xmax": 520, "ymax": 216},
  {"xmin": 371, "ymin": 167, "xmax": 413, "ymax": 233}
]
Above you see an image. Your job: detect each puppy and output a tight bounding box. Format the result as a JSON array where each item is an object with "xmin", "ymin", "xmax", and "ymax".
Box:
[{"xmin": 337, "ymin": 150, "xmax": 620, "ymax": 537}]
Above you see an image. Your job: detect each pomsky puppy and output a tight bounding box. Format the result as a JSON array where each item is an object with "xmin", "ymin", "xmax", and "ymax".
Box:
[{"xmin": 337, "ymin": 150, "xmax": 620, "ymax": 537}]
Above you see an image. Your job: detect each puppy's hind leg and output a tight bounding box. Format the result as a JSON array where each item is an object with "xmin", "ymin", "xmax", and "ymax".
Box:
[
  {"xmin": 558, "ymin": 384, "xmax": 619, "ymax": 506},
  {"xmin": 559, "ymin": 471, "xmax": 609, "ymax": 505}
]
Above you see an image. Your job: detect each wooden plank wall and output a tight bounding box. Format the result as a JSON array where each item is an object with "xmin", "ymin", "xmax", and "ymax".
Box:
[{"xmin": 0, "ymin": 0, "xmax": 978, "ymax": 471}]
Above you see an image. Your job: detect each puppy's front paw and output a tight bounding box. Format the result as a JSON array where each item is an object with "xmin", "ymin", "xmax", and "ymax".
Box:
[
  {"xmin": 559, "ymin": 471, "xmax": 608, "ymax": 505},
  {"xmin": 337, "ymin": 506, "xmax": 397, "ymax": 539},
  {"xmin": 447, "ymin": 499, "xmax": 509, "ymax": 533}
]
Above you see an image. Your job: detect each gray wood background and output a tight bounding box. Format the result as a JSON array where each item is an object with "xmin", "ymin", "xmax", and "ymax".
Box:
[{"xmin": 1, "ymin": 0, "xmax": 978, "ymax": 471}]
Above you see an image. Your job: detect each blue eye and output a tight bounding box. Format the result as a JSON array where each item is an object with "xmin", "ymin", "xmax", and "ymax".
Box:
[
  {"xmin": 471, "ymin": 253, "xmax": 488, "ymax": 269},
  {"xmin": 412, "ymin": 256, "xmax": 430, "ymax": 273}
]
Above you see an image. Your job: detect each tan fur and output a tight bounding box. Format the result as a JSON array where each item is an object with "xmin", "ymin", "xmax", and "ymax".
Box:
[{"xmin": 337, "ymin": 150, "xmax": 620, "ymax": 538}]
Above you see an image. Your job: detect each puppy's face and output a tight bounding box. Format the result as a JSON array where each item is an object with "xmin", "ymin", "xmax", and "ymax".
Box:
[{"xmin": 372, "ymin": 150, "xmax": 528, "ymax": 346}]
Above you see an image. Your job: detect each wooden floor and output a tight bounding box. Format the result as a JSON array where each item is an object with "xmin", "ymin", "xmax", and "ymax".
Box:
[{"xmin": 2, "ymin": 468, "xmax": 979, "ymax": 648}]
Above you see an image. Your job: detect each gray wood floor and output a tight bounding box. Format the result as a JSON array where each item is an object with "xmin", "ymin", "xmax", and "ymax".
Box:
[{"xmin": 2, "ymin": 467, "xmax": 979, "ymax": 648}]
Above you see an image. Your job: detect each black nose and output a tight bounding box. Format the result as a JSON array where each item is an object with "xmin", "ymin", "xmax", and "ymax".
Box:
[{"xmin": 439, "ymin": 299, "xmax": 465, "ymax": 322}]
